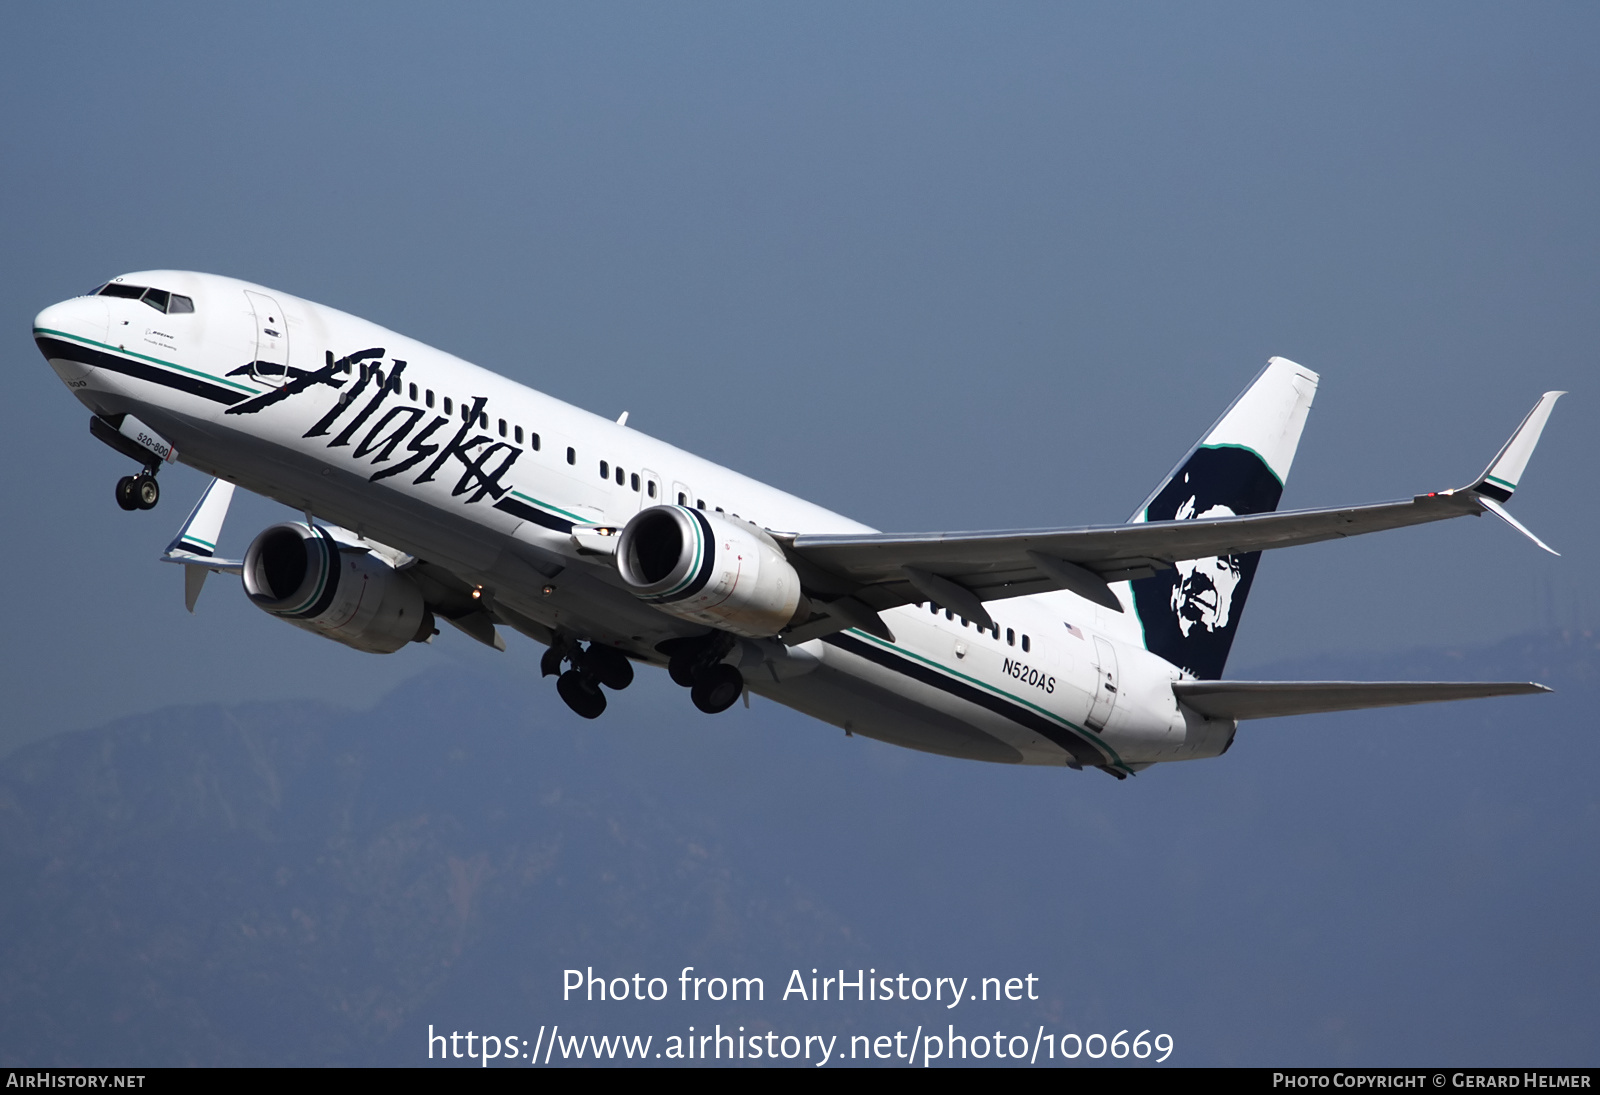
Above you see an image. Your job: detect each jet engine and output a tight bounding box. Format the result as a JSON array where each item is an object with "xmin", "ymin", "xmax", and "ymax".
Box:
[
  {"xmin": 615, "ymin": 505, "xmax": 804, "ymax": 637},
  {"xmin": 241, "ymin": 522, "xmax": 433, "ymax": 653}
]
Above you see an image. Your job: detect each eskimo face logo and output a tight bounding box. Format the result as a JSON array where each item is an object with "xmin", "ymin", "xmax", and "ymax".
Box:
[
  {"xmin": 1168, "ymin": 496, "xmax": 1244, "ymax": 636},
  {"xmin": 1128, "ymin": 447, "xmax": 1282, "ymax": 680}
]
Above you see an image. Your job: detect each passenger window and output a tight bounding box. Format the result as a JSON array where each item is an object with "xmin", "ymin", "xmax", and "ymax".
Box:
[
  {"xmin": 991, "ymin": 623, "xmax": 1000, "ymax": 639},
  {"xmin": 647, "ymin": 481, "xmax": 656, "ymax": 498},
  {"xmin": 946, "ymin": 609, "xmax": 954, "ymax": 620},
  {"xmin": 630, "ymin": 473, "xmax": 640, "ymax": 492},
  {"xmin": 530, "ymin": 433, "xmax": 541, "ymax": 451},
  {"xmin": 566, "ymin": 446, "xmax": 575, "ymax": 465},
  {"xmin": 1022, "ymin": 635, "xmax": 1031, "ymax": 652},
  {"xmin": 444, "ymin": 397, "xmax": 453, "ymax": 415},
  {"xmin": 1007, "ymin": 629, "xmax": 1015, "ymax": 646},
  {"xmin": 930, "ymin": 603, "xmax": 939, "ymax": 615},
  {"xmin": 513, "ymin": 425, "xmax": 523, "ymax": 444},
  {"xmin": 615, "ymin": 467, "xmax": 625, "ymax": 486},
  {"xmin": 599, "ymin": 460, "xmax": 609, "ymax": 479},
  {"xmin": 409, "ymin": 383, "xmax": 418, "ymax": 401},
  {"xmin": 168, "ymin": 294, "xmax": 194, "ymax": 314},
  {"xmin": 391, "ymin": 375, "xmax": 402, "ymax": 393},
  {"xmin": 715, "ymin": 506, "xmax": 724, "ymax": 513},
  {"xmin": 425, "ymin": 390, "xmax": 435, "ymax": 408},
  {"xmin": 696, "ymin": 499, "xmax": 705, "ymax": 510},
  {"xmin": 498, "ymin": 419, "xmax": 507, "ymax": 437},
  {"xmin": 677, "ymin": 492, "xmax": 686, "ymax": 505}
]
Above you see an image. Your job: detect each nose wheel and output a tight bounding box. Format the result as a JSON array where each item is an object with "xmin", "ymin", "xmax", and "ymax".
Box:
[{"xmin": 115, "ymin": 473, "xmax": 160, "ymax": 511}]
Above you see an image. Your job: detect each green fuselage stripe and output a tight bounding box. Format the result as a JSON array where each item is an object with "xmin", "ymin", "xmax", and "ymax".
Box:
[
  {"xmin": 509, "ymin": 490, "xmax": 586, "ymax": 523},
  {"xmin": 846, "ymin": 628, "xmax": 1129, "ymax": 770},
  {"xmin": 34, "ymin": 328, "xmax": 259, "ymax": 394}
]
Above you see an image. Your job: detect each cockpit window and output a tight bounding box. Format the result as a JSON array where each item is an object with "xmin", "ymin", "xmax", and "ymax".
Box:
[{"xmin": 95, "ymin": 283, "xmax": 193, "ymax": 314}]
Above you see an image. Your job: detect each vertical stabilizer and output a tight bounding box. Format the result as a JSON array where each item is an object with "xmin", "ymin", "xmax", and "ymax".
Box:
[{"xmin": 1129, "ymin": 358, "xmax": 1318, "ymax": 679}]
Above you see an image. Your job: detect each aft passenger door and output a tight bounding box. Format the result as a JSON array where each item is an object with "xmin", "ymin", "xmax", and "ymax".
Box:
[
  {"xmin": 244, "ymin": 290, "xmax": 290, "ymax": 386},
  {"xmin": 1086, "ymin": 636, "xmax": 1120, "ymax": 731}
]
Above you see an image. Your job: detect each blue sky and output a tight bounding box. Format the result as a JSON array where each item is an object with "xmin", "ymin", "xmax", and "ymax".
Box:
[{"xmin": 2, "ymin": 4, "xmax": 1595, "ymax": 743}]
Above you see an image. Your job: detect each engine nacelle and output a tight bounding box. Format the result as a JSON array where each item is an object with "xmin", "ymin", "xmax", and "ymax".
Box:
[
  {"xmin": 615, "ymin": 506, "xmax": 803, "ymax": 638},
  {"xmin": 242, "ymin": 522, "xmax": 433, "ymax": 654}
]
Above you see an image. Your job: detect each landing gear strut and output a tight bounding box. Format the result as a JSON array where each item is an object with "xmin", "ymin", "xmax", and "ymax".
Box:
[
  {"xmin": 658, "ymin": 634, "xmax": 745, "ymax": 715},
  {"xmin": 115, "ymin": 471, "xmax": 160, "ymax": 511},
  {"xmin": 543, "ymin": 638, "xmax": 636, "ymax": 719}
]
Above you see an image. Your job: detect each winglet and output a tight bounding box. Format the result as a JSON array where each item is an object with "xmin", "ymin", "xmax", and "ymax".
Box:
[
  {"xmin": 1464, "ymin": 391, "xmax": 1564, "ymax": 555},
  {"xmin": 161, "ymin": 478, "xmax": 243, "ymax": 612},
  {"xmin": 1472, "ymin": 391, "xmax": 1564, "ymax": 503}
]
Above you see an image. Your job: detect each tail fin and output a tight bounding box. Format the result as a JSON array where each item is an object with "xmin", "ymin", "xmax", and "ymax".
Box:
[{"xmin": 1129, "ymin": 357, "xmax": 1319, "ymax": 679}]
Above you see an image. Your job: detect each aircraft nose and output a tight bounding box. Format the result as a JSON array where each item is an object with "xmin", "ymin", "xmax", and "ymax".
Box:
[
  {"xmin": 35, "ymin": 295, "xmax": 110, "ymax": 387},
  {"xmin": 35, "ymin": 295, "xmax": 109, "ymax": 345}
]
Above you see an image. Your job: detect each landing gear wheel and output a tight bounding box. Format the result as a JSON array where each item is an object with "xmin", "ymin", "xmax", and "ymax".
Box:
[
  {"xmin": 134, "ymin": 475, "xmax": 160, "ymax": 510},
  {"xmin": 556, "ymin": 670, "xmax": 607, "ymax": 719},
  {"xmin": 540, "ymin": 645, "xmax": 565, "ymax": 678},
  {"xmin": 584, "ymin": 644, "xmax": 635, "ymax": 691},
  {"xmin": 115, "ymin": 476, "xmax": 139, "ymax": 511},
  {"xmin": 667, "ymin": 654, "xmax": 697, "ymax": 687},
  {"xmin": 690, "ymin": 664, "xmax": 744, "ymax": 714}
]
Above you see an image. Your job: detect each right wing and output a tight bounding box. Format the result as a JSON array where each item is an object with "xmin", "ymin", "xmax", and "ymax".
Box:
[{"xmin": 160, "ymin": 478, "xmax": 243, "ymax": 612}]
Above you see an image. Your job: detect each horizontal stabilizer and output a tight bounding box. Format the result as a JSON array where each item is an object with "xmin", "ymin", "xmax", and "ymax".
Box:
[{"xmin": 1173, "ymin": 679, "xmax": 1550, "ymax": 721}]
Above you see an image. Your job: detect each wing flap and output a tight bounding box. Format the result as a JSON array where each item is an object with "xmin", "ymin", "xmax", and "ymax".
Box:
[{"xmin": 1173, "ymin": 680, "xmax": 1550, "ymax": 720}]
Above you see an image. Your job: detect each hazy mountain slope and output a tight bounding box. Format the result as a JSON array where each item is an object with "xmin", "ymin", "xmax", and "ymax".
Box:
[{"xmin": 1, "ymin": 630, "xmax": 1595, "ymax": 1066}]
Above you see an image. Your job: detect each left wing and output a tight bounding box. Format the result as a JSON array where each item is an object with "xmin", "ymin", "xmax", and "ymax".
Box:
[{"xmin": 778, "ymin": 392, "xmax": 1563, "ymax": 638}]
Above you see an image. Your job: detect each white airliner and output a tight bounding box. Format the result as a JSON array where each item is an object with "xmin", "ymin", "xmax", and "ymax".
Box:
[{"xmin": 34, "ymin": 271, "xmax": 1563, "ymax": 777}]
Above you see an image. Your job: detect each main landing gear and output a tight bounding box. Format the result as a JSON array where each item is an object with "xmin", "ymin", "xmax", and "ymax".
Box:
[
  {"xmin": 542, "ymin": 639, "xmax": 635, "ymax": 719},
  {"xmin": 658, "ymin": 635, "xmax": 745, "ymax": 715},
  {"xmin": 115, "ymin": 471, "xmax": 160, "ymax": 511}
]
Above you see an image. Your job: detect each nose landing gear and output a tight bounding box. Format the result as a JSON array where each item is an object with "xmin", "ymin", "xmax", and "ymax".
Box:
[
  {"xmin": 543, "ymin": 638, "xmax": 636, "ymax": 719},
  {"xmin": 114, "ymin": 471, "xmax": 160, "ymax": 511}
]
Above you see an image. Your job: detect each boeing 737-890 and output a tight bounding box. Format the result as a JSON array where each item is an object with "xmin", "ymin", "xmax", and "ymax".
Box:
[{"xmin": 33, "ymin": 271, "xmax": 1562, "ymax": 777}]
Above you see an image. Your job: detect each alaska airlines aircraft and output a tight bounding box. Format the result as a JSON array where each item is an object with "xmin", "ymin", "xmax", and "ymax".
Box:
[{"xmin": 34, "ymin": 271, "xmax": 1562, "ymax": 777}]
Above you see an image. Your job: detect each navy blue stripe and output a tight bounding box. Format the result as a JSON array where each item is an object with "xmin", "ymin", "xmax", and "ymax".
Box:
[
  {"xmin": 36, "ymin": 336, "xmax": 248, "ymax": 406},
  {"xmin": 651, "ymin": 508, "xmax": 718, "ymax": 605},
  {"xmin": 821, "ymin": 632, "xmax": 1111, "ymax": 768},
  {"xmin": 493, "ymin": 495, "xmax": 575, "ymax": 533},
  {"xmin": 298, "ymin": 528, "xmax": 343, "ymax": 620}
]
